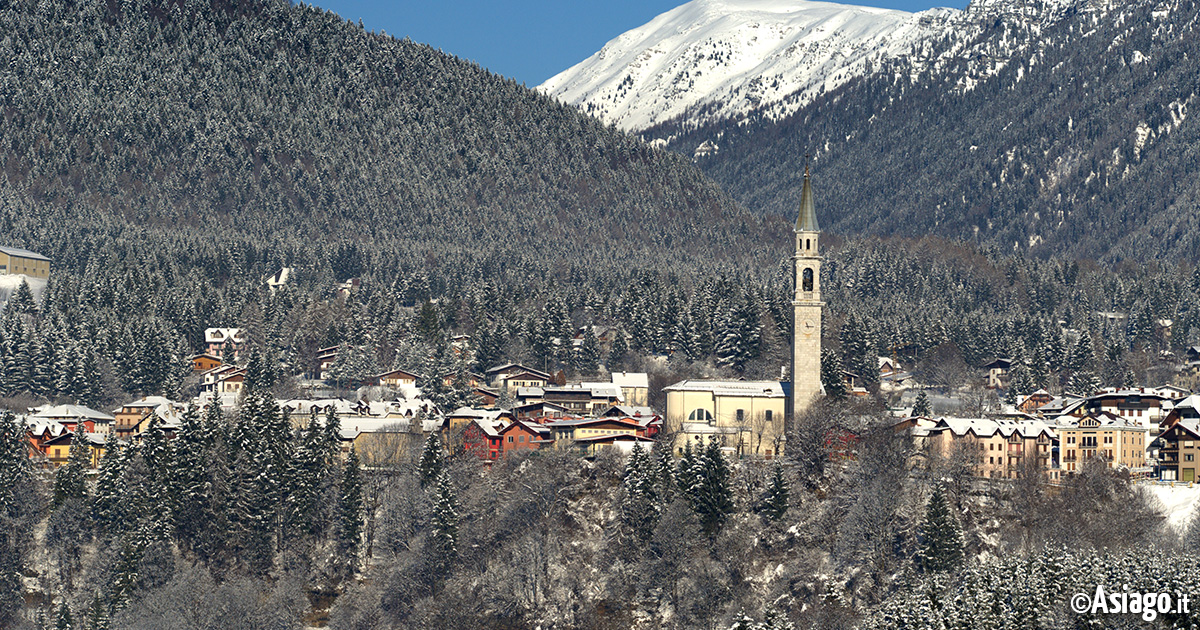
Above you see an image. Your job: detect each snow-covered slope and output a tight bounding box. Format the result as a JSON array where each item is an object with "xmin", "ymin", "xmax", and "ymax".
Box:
[{"xmin": 539, "ymin": 0, "xmax": 958, "ymax": 132}]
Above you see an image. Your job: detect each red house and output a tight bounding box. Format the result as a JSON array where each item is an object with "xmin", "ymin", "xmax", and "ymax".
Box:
[{"xmin": 462, "ymin": 419, "xmax": 504, "ymax": 460}]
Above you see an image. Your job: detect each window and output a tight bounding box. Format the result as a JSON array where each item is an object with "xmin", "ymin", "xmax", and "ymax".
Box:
[
  {"xmin": 519, "ymin": 435, "xmax": 525, "ymax": 443},
  {"xmin": 765, "ymin": 410, "xmax": 773, "ymax": 423},
  {"xmin": 507, "ymin": 436, "xmax": 513, "ymax": 443},
  {"xmin": 805, "ymin": 238, "xmax": 811, "ymax": 250},
  {"xmin": 1187, "ymin": 454, "xmax": 1194, "ymax": 462},
  {"xmin": 688, "ymin": 409, "xmax": 715, "ymax": 425},
  {"xmin": 736, "ymin": 409, "xmax": 745, "ymax": 423},
  {"xmin": 802, "ymin": 268, "xmax": 814, "ymax": 292}
]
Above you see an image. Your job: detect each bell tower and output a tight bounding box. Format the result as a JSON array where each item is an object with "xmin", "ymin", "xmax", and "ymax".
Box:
[{"xmin": 791, "ymin": 164, "xmax": 823, "ymax": 419}]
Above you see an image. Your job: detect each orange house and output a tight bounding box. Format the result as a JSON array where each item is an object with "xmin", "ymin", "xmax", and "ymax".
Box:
[
  {"xmin": 191, "ymin": 353, "xmax": 223, "ymax": 373},
  {"xmin": 499, "ymin": 421, "xmax": 551, "ymax": 456}
]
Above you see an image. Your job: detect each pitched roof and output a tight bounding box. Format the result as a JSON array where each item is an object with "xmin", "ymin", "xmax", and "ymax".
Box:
[
  {"xmin": 934, "ymin": 417, "xmax": 1056, "ymax": 439},
  {"xmin": 544, "ymin": 417, "xmax": 641, "ymax": 429},
  {"xmin": 795, "ymin": 166, "xmax": 819, "ymax": 232},
  {"xmin": 602, "ymin": 405, "xmax": 657, "ymax": 418},
  {"xmin": 1055, "ymin": 411, "xmax": 1148, "ymax": 430},
  {"xmin": 663, "ymin": 380, "xmax": 785, "ymax": 398},
  {"xmin": 204, "ymin": 327, "xmax": 245, "ymax": 343},
  {"xmin": 485, "ymin": 363, "xmax": 551, "ymax": 380},
  {"xmin": 0, "ymin": 245, "xmax": 50, "ymax": 261},
  {"xmin": 32, "ymin": 404, "xmax": 115, "ymax": 422},
  {"xmin": 610, "ymin": 372, "xmax": 649, "ymax": 388}
]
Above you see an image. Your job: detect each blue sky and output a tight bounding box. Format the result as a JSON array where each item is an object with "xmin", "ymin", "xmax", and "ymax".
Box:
[{"xmin": 311, "ymin": 0, "xmax": 968, "ymax": 86}]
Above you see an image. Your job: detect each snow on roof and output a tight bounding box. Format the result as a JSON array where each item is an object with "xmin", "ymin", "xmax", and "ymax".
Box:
[
  {"xmin": 0, "ymin": 245, "xmax": 50, "ymax": 261},
  {"xmin": 603, "ymin": 405, "xmax": 657, "ymax": 418},
  {"xmin": 502, "ymin": 420, "xmax": 552, "ymax": 435},
  {"xmin": 544, "ymin": 417, "xmax": 641, "ymax": 429},
  {"xmin": 1055, "ymin": 411, "xmax": 1148, "ymax": 430},
  {"xmin": 570, "ymin": 434, "xmax": 654, "ymax": 443},
  {"xmin": 340, "ymin": 416, "xmax": 441, "ymax": 436},
  {"xmin": 663, "ymin": 380, "xmax": 785, "ymax": 398},
  {"xmin": 574, "ymin": 383, "xmax": 625, "ymax": 398},
  {"xmin": 33, "ymin": 404, "xmax": 115, "ymax": 422},
  {"xmin": 22, "ymin": 416, "xmax": 68, "ymax": 437},
  {"xmin": 204, "ymin": 327, "xmax": 245, "ymax": 343},
  {"xmin": 117, "ymin": 396, "xmax": 178, "ymax": 409},
  {"xmin": 936, "ymin": 417, "xmax": 1055, "ymax": 439},
  {"xmin": 448, "ymin": 407, "xmax": 511, "ymax": 421},
  {"xmin": 486, "ymin": 363, "xmax": 551, "ymax": 379},
  {"xmin": 610, "ymin": 371, "xmax": 649, "ymax": 388}
]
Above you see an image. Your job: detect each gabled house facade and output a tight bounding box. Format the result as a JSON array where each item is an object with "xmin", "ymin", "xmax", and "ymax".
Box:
[
  {"xmin": 1056, "ymin": 411, "xmax": 1150, "ymax": 474},
  {"xmin": 1156, "ymin": 419, "xmax": 1200, "ymax": 481}
]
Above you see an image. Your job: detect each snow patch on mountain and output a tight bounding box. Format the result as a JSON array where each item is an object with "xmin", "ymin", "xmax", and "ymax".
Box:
[{"xmin": 539, "ymin": 0, "xmax": 959, "ymax": 132}]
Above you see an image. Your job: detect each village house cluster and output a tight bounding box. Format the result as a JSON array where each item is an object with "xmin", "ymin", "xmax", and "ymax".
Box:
[
  {"xmin": 19, "ymin": 349, "xmax": 669, "ymax": 469},
  {"xmin": 11, "ymin": 180, "xmax": 1200, "ymax": 485},
  {"xmin": 896, "ymin": 385, "xmax": 1200, "ymax": 483}
]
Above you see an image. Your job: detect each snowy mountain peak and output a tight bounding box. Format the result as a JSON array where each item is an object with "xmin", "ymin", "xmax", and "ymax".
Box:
[{"xmin": 539, "ymin": 0, "xmax": 961, "ymax": 132}]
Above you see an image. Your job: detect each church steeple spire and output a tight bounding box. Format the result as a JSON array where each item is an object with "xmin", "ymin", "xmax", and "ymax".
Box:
[
  {"xmin": 796, "ymin": 162, "xmax": 819, "ymax": 232},
  {"xmin": 791, "ymin": 159, "xmax": 823, "ymax": 424}
]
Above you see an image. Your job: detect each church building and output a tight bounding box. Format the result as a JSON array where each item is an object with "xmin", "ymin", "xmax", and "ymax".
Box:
[{"xmin": 663, "ymin": 167, "xmax": 824, "ymax": 455}]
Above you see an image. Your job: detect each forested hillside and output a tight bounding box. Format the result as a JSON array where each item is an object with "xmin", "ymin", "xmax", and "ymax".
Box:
[
  {"xmin": 0, "ymin": 0, "xmax": 785, "ymax": 273},
  {"xmin": 649, "ymin": 0, "xmax": 1200, "ymax": 264}
]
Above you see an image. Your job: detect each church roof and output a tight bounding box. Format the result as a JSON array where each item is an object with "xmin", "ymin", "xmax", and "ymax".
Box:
[{"xmin": 796, "ymin": 166, "xmax": 819, "ymax": 232}]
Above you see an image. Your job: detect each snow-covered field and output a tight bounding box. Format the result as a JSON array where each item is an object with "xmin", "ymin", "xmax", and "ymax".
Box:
[
  {"xmin": 0, "ymin": 273, "xmax": 47, "ymax": 303},
  {"xmin": 540, "ymin": 0, "xmax": 956, "ymax": 131},
  {"xmin": 1143, "ymin": 482, "xmax": 1200, "ymax": 531}
]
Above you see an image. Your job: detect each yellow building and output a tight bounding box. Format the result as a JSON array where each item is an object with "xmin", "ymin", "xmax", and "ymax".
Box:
[
  {"xmin": 0, "ymin": 245, "xmax": 50, "ymax": 279},
  {"xmin": 610, "ymin": 372, "xmax": 650, "ymax": 406},
  {"xmin": 43, "ymin": 432, "xmax": 107, "ymax": 468},
  {"xmin": 1056, "ymin": 411, "xmax": 1149, "ymax": 474},
  {"xmin": 663, "ymin": 380, "xmax": 786, "ymax": 457}
]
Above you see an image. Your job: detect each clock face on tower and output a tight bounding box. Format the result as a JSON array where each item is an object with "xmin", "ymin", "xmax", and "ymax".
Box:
[{"xmin": 801, "ymin": 320, "xmax": 816, "ymax": 336}]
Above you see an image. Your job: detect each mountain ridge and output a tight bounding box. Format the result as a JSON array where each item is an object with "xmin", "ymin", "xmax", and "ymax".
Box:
[{"xmin": 539, "ymin": 0, "xmax": 959, "ymax": 132}]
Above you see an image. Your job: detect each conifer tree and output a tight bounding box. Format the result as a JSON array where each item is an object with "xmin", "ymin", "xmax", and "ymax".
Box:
[
  {"xmin": 322, "ymin": 406, "xmax": 342, "ymax": 463},
  {"xmin": 417, "ymin": 432, "xmax": 444, "ymax": 489},
  {"xmin": 91, "ymin": 441, "xmax": 129, "ymax": 534},
  {"xmin": 917, "ymin": 485, "xmax": 964, "ymax": 573},
  {"xmin": 840, "ymin": 313, "xmax": 875, "ymax": 390},
  {"xmin": 84, "ymin": 595, "xmax": 108, "ymax": 630},
  {"xmin": 339, "ymin": 448, "xmax": 364, "ymax": 566},
  {"xmin": 574, "ymin": 326, "xmax": 601, "ymax": 375},
  {"xmin": 138, "ymin": 418, "xmax": 176, "ymax": 537},
  {"xmin": 171, "ymin": 405, "xmax": 211, "ymax": 554},
  {"xmin": 416, "ymin": 301, "xmax": 441, "ymax": 342},
  {"xmin": 820, "ymin": 347, "xmax": 848, "ymax": 401},
  {"xmin": 677, "ymin": 440, "xmax": 701, "ymax": 505},
  {"xmin": 430, "ymin": 470, "xmax": 459, "ymax": 576},
  {"xmin": 693, "ymin": 439, "xmax": 734, "ymax": 535},
  {"xmin": 651, "ymin": 441, "xmax": 677, "ymax": 506},
  {"xmin": 607, "ymin": 330, "xmax": 629, "ymax": 371},
  {"xmin": 287, "ymin": 414, "xmax": 326, "ymax": 539},
  {"xmin": 228, "ymin": 450, "xmax": 274, "ymax": 575},
  {"xmin": 53, "ymin": 435, "xmax": 90, "ymax": 507},
  {"xmin": 761, "ymin": 461, "xmax": 790, "ymax": 522},
  {"xmin": 55, "ymin": 601, "xmax": 74, "ymax": 630},
  {"xmin": 0, "ymin": 411, "xmax": 32, "ymax": 626},
  {"xmin": 912, "ymin": 389, "xmax": 932, "ymax": 417},
  {"xmin": 10, "ymin": 280, "xmax": 36, "ymax": 315},
  {"xmin": 619, "ymin": 442, "xmax": 659, "ymax": 539}
]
